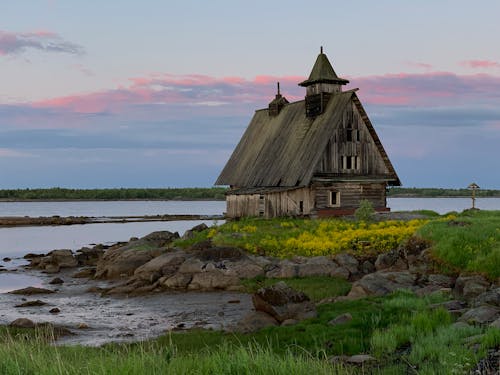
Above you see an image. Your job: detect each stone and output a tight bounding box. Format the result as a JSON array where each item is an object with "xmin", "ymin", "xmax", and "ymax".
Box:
[
  {"xmin": 75, "ymin": 247, "xmax": 104, "ymax": 266},
  {"xmin": 297, "ymin": 257, "xmax": 338, "ymax": 278},
  {"xmin": 374, "ymin": 251, "xmax": 401, "ymax": 271},
  {"xmin": 330, "ymin": 266, "xmax": 350, "ymax": 280},
  {"xmin": 224, "ymin": 260, "xmax": 265, "ymax": 279},
  {"xmin": 3, "ymin": 257, "xmax": 11, "ymax": 262},
  {"xmin": 134, "ymin": 251, "xmax": 186, "ymax": 282},
  {"xmin": 78, "ymin": 323, "xmax": 89, "ymax": 329},
  {"xmin": 49, "ymin": 277, "xmax": 64, "ymax": 285},
  {"xmin": 48, "ymin": 249, "xmax": 78, "ymax": 268},
  {"xmin": 178, "ymin": 258, "xmax": 205, "ymax": 274},
  {"xmin": 345, "ymin": 354, "xmax": 376, "ymax": 364},
  {"xmin": 10, "ymin": 318, "xmax": 35, "ymax": 328},
  {"xmin": 334, "ymin": 253, "xmax": 359, "ymax": 276},
  {"xmin": 72, "ymin": 268, "xmax": 96, "ymax": 278},
  {"xmin": 182, "ymin": 223, "xmax": 209, "ymax": 240},
  {"xmin": 454, "ymin": 275, "xmax": 490, "ymax": 300},
  {"xmin": 162, "ymin": 273, "xmax": 192, "ymax": 289},
  {"xmin": 347, "ymin": 271, "xmax": 417, "ymax": 299},
  {"xmin": 265, "ymin": 260, "xmax": 298, "ymax": 278},
  {"xmin": 49, "ymin": 308, "xmax": 60, "ymax": 314},
  {"xmin": 328, "ymin": 313, "xmax": 353, "ymax": 326},
  {"xmin": 473, "ymin": 288, "xmax": 500, "ymax": 307},
  {"xmin": 95, "ymin": 231, "xmax": 179, "ymax": 279},
  {"xmin": 252, "ymin": 281, "xmax": 317, "ymax": 323},
  {"xmin": 280, "ymin": 319, "xmax": 299, "ymax": 326},
  {"xmin": 459, "ymin": 305, "xmax": 500, "ymax": 325},
  {"xmin": 197, "ymin": 246, "xmax": 246, "ymax": 262},
  {"xmin": 427, "ymin": 274, "xmax": 455, "ymax": 288},
  {"xmin": 9, "ymin": 287, "xmax": 55, "ymax": 295},
  {"xmin": 188, "ymin": 270, "xmax": 240, "ymax": 291},
  {"xmin": 233, "ymin": 311, "xmax": 279, "ymax": 333},
  {"xmin": 430, "ymin": 300, "xmax": 467, "ymax": 312},
  {"xmin": 15, "ymin": 300, "xmax": 47, "ymax": 307},
  {"xmin": 490, "ymin": 317, "xmax": 500, "ymax": 328},
  {"xmin": 361, "ymin": 260, "xmax": 375, "ymax": 274}
]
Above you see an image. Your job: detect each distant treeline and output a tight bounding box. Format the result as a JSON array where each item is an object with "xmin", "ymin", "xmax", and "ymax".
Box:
[
  {"xmin": 387, "ymin": 187, "xmax": 500, "ymax": 198},
  {"xmin": 0, "ymin": 188, "xmax": 227, "ymax": 201},
  {"xmin": 0, "ymin": 187, "xmax": 499, "ymax": 201}
]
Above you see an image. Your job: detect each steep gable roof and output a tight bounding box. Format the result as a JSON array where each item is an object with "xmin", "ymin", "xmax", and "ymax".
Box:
[{"xmin": 216, "ymin": 89, "xmax": 400, "ymax": 187}]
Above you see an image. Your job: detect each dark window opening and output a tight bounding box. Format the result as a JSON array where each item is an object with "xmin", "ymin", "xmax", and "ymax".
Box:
[
  {"xmin": 329, "ymin": 191, "xmax": 340, "ymax": 207},
  {"xmin": 299, "ymin": 201, "xmax": 304, "ymax": 213},
  {"xmin": 346, "ymin": 156, "xmax": 352, "ymax": 169},
  {"xmin": 346, "ymin": 129, "xmax": 353, "ymax": 142}
]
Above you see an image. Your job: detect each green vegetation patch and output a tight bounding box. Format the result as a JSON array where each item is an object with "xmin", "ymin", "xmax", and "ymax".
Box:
[
  {"xmin": 175, "ymin": 217, "xmax": 428, "ymax": 258},
  {"xmin": 418, "ymin": 210, "xmax": 500, "ymax": 278}
]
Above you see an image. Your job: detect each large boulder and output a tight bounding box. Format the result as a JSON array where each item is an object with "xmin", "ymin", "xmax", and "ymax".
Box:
[
  {"xmin": 296, "ymin": 256, "xmax": 339, "ymax": 278},
  {"xmin": 454, "ymin": 275, "xmax": 490, "ymax": 300},
  {"xmin": 223, "ymin": 259, "xmax": 265, "ymax": 279},
  {"xmin": 473, "ymin": 288, "xmax": 500, "ymax": 307},
  {"xmin": 459, "ymin": 306, "xmax": 500, "ymax": 325},
  {"xmin": 265, "ymin": 260, "xmax": 299, "ymax": 278},
  {"xmin": 347, "ymin": 271, "xmax": 417, "ymax": 299},
  {"xmin": 187, "ymin": 270, "xmax": 240, "ymax": 291},
  {"xmin": 233, "ymin": 311, "xmax": 279, "ymax": 333},
  {"xmin": 182, "ymin": 223, "xmax": 209, "ymax": 240},
  {"xmin": 252, "ymin": 281, "xmax": 317, "ymax": 323},
  {"xmin": 334, "ymin": 253, "xmax": 359, "ymax": 277},
  {"xmin": 30, "ymin": 249, "xmax": 77, "ymax": 272},
  {"xmin": 133, "ymin": 251, "xmax": 187, "ymax": 282},
  {"xmin": 75, "ymin": 247, "xmax": 104, "ymax": 266},
  {"xmin": 95, "ymin": 231, "xmax": 179, "ymax": 279}
]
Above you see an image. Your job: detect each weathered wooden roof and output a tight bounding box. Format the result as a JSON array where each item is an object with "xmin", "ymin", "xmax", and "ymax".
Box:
[
  {"xmin": 299, "ymin": 51, "xmax": 349, "ymax": 87},
  {"xmin": 216, "ymin": 89, "xmax": 400, "ymax": 187}
]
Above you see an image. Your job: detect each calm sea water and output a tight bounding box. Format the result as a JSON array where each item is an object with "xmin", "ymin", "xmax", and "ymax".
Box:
[{"xmin": 0, "ymin": 198, "xmax": 499, "ymax": 261}]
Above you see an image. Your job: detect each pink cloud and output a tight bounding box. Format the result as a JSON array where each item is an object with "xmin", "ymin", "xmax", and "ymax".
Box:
[
  {"xmin": 405, "ymin": 61, "xmax": 434, "ymax": 70},
  {"xmin": 460, "ymin": 60, "xmax": 500, "ymax": 69},
  {"xmin": 28, "ymin": 70, "xmax": 500, "ymax": 115},
  {"xmin": 0, "ymin": 29, "xmax": 83, "ymax": 56}
]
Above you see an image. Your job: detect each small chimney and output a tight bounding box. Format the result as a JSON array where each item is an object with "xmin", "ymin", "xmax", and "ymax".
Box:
[{"xmin": 268, "ymin": 82, "xmax": 289, "ymax": 116}]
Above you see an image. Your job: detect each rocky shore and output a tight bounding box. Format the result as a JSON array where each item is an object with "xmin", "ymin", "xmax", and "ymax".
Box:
[{"xmin": 1, "ymin": 223, "xmax": 499, "ymax": 368}]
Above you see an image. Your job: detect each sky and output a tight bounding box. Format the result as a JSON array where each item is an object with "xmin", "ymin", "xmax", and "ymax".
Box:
[{"xmin": 1, "ymin": 1, "xmax": 499, "ymax": 189}]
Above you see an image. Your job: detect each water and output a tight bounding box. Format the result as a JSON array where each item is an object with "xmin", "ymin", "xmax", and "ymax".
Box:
[{"xmin": 388, "ymin": 197, "xmax": 500, "ymax": 214}]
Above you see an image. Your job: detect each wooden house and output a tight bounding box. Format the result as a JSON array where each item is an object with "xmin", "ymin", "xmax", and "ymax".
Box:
[{"xmin": 216, "ymin": 48, "xmax": 401, "ymax": 218}]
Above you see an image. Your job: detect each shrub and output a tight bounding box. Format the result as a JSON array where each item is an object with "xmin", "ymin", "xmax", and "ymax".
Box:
[{"xmin": 355, "ymin": 199, "xmax": 375, "ymax": 222}]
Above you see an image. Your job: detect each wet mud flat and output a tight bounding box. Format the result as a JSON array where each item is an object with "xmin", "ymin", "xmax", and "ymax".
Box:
[{"xmin": 0, "ymin": 267, "xmax": 252, "ymax": 346}]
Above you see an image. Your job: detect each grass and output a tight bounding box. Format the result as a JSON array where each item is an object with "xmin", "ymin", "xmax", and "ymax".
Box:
[
  {"xmin": 418, "ymin": 210, "xmax": 500, "ymax": 278},
  {"xmin": 0, "ymin": 289, "xmax": 499, "ymax": 374}
]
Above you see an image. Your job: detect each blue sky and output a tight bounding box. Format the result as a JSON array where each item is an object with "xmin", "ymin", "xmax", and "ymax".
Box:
[{"xmin": 1, "ymin": 1, "xmax": 499, "ymax": 189}]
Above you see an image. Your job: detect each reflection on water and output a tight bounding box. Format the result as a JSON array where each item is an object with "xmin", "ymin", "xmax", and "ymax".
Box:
[
  {"xmin": 388, "ymin": 197, "xmax": 500, "ymax": 214},
  {"xmin": 0, "ymin": 273, "xmax": 43, "ymax": 293}
]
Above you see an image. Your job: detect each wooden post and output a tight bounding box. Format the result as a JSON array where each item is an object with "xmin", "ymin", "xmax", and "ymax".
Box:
[{"xmin": 467, "ymin": 182, "xmax": 480, "ymax": 209}]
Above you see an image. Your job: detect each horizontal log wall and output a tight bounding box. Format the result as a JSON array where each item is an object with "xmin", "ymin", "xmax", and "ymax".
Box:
[{"xmin": 314, "ymin": 182, "xmax": 386, "ymax": 210}]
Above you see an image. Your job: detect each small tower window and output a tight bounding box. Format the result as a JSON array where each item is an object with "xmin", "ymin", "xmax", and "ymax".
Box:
[{"xmin": 329, "ymin": 191, "xmax": 340, "ymax": 207}]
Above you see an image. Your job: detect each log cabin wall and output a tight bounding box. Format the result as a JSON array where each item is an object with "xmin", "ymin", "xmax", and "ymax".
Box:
[
  {"xmin": 314, "ymin": 182, "xmax": 386, "ymax": 211},
  {"xmin": 226, "ymin": 188, "xmax": 314, "ymax": 218}
]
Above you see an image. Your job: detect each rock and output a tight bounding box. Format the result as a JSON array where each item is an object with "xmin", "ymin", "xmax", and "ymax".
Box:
[
  {"xmin": 252, "ymin": 281, "xmax": 317, "ymax": 323},
  {"xmin": 182, "ymin": 223, "xmax": 209, "ymax": 240},
  {"xmin": 178, "ymin": 258, "xmax": 205, "ymax": 274},
  {"xmin": 75, "ymin": 247, "xmax": 104, "ymax": 266},
  {"xmin": 49, "ymin": 308, "xmax": 60, "ymax": 314},
  {"xmin": 334, "ymin": 253, "xmax": 359, "ymax": 276},
  {"xmin": 15, "ymin": 300, "xmax": 47, "ymax": 307},
  {"xmin": 44, "ymin": 264, "xmax": 61, "ymax": 274},
  {"xmin": 374, "ymin": 251, "xmax": 401, "ymax": 271},
  {"xmin": 224, "ymin": 260, "xmax": 265, "ymax": 279},
  {"xmin": 454, "ymin": 275, "xmax": 490, "ymax": 300},
  {"xmin": 490, "ymin": 318, "xmax": 500, "ymax": 329},
  {"xmin": 162, "ymin": 273, "xmax": 193, "ymax": 289},
  {"xmin": 233, "ymin": 311, "xmax": 279, "ymax": 333},
  {"xmin": 134, "ymin": 251, "xmax": 186, "ymax": 282},
  {"xmin": 3, "ymin": 257, "xmax": 11, "ymax": 262},
  {"xmin": 430, "ymin": 300, "xmax": 467, "ymax": 312},
  {"xmin": 473, "ymin": 288, "xmax": 500, "ymax": 307},
  {"xmin": 72, "ymin": 268, "xmax": 96, "ymax": 278},
  {"xmin": 345, "ymin": 354, "xmax": 376, "ymax": 364},
  {"xmin": 24, "ymin": 253, "xmax": 45, "ymax": 259},
  {"xmin": 10, "ymin": 318, "xmax": 35, "ymax": 328},
  {"xmin": 361, "ymin": 260, "xmax": 375, "ymax": 274},
  {"xmin": 459, "ymin": 305, "xmax": 500, "ymax": 325},
  {"xmin": 9, "ymin": 287, "xmax": 55, "ymax": 295},
  {"xmin": 49, "ymin": 277, "xmax": 64, "ymax": 285},
  {"xmin": 280, "ymin": 319, "xmax": 299, "ymax": 326},
  {"xmin": 95, "ymin": 231, "xmax": 179, "ymax": 279},
  {"xmin": 297, "ymin": 257, "xmax": 338, "ymax": 277},
  {"xmin": 330, "ymin": 266, "xmax": 350, "ymax": 280},
  {"xmin": 188, "ymin": 270, "xmax": 240, "ymax": 291},
  {"xmin": 347, "ymin": 271, "xmax": 417, "ymax": 299},
  {"xmin": 328, "ymin": 313, "xmax": 353, "ymax": 326},
  {"xmin": 265, "ymin": 260, "xmax": 298, "ymax": 278},
  {"xmin": 48, "ymin": 249, "xmax": 78, "ymax": 268},
  {"xmin": 77, "ymin": 323, "xmax": 89, "ymax": 329},
  {"xmin": 427, "ymin": 274, "xmax": 455, "ymax": 288}
]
